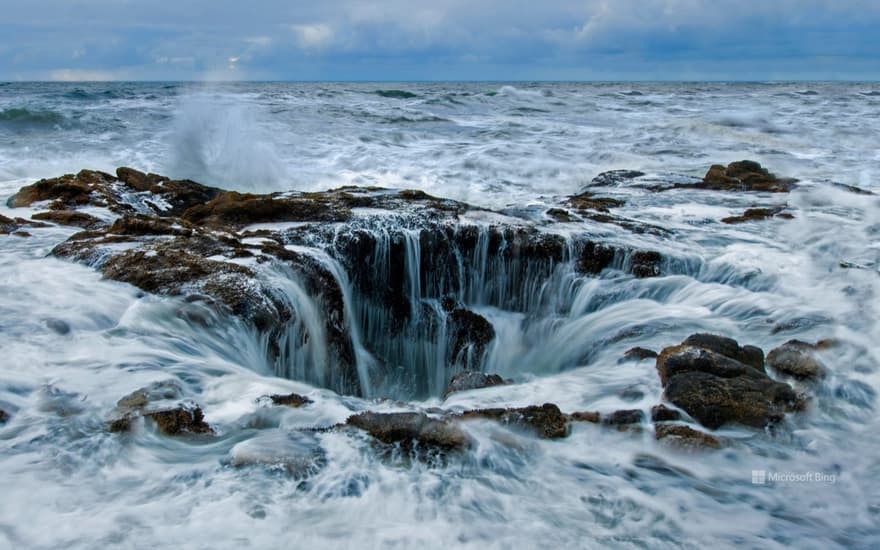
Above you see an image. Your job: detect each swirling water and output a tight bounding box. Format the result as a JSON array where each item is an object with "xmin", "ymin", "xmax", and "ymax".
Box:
[{"xmin": 1, "ymin": 82, "xmax": 879, "ymax": 548}]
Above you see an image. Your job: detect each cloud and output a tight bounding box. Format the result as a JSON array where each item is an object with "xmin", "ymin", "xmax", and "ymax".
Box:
[
  {"xmin": 291, "ymin": 23, "xmax": 334, "ymax": 49},
  {"xmin": 0, "ymin": 0, "xmax": 878, "ymax": 80}
]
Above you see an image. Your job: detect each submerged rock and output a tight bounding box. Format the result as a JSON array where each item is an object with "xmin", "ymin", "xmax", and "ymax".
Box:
[
  {"xmin": 0, "ymin": 213, "xmax": 49, "ymax": 235},
  {"xmin": 229, "ymin": 431, "xmax": 326, "ymax": 476},
  {"xmin": 0, "ymin": 409, "xmax": 9, "ymax": 424},
  {"xmin": 568, "ymin": 410, "xmax": 600, "ymax": 423},
  {"xmin": 346, "ymin": 411, "xmax": 471, "ymax": 451},
  {"xmin": 766, "ymin": 340, "xmax": 828, "ymax": 380},
  {"xmin": 621, "ymin": 347, "xmax": 658, "ymax": 362},
  {"xmin": 459, "ymin": 403, "xmax": 568, "ymax": 439},
  {"xmin": 655, "ymin": 424, "xmax": 720, "ymax": 450},
  {"xmin": 443, "ymin": 371, "xmax": 509, "ymax": 398},
  {"xmin": 629, "ymin": 250, "xmax": 662, "ymax": 278},
  {"xmin": 656, "ymin": 335, "xmax": 799, "ymax": 429}
]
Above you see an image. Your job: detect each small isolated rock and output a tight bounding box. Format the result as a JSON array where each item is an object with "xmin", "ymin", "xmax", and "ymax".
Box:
[
  {"xmin": 0, "ymin": 409, "xmax": 9, "ymax": 424},
  {"xmin": 650, "ymin": 404, "xmax": 682, "ymax": 422},
  {"xmin": 766, "ymin": 340, "xmax": 827, "ymax": 381},
  {"xmin": 568, "ymin": 411, "xmax": 600, "ymax": 423},
  {"xmin": 146, "ymin": 405, "xmax": 213, "ymax": 435},
  {"xmin": 460, "ymin": 403, "xmax": 568, "ymax": 439},
  {"xmin": 45, "ymin": 318, "xmax": 71, "ymax": 335},
  {"xmin": 347, "ymin": 411, "xmax": 471, "ymax": 451},
  {"xmin": 268, "ymin": 393, "xmax": 313, "ymax": 407},
  {"xmin": 699, "ymin": 161, "xmax": 797, "ymax": 193},
  {"xmin": 621, "ymin": 347, "xmax": 658, "ymax": 362},
  {"xmin": 443, "ymin": 371, "xmax": 509, "ymax": 398},
  {"xmin": 655, "ymin": 424, "xmax": 720, "ymax": 450},
  {"xmin": 565, "ymin": 191, "xmax": 625, "ymax": 213},
  {"xmin": 602, "ymin": 409, "xmax": 645, "ymax": 426},
  {"xmin": 656, "ymin": 335, "xmax": 799, "ymax": 429}
]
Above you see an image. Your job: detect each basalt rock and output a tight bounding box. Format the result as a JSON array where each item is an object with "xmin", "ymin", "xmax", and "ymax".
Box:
[
  {"xmin": 655, "ymin": 424, "xmax": 720, "ymax": 450},
  {"xmin": 459, "ymin": 403, "xmax": 568, "ymax": 439},
  {"xmin": 146, "ymin": 405, "xmax": 214, "ymax": 435},
  {"xmin": 268, "ymin": 393, "xmax": 313, "ymax": 407},
  {"xmin": 602, "ymin": 409, "xmax": 645, "ymax": 426},
  {"xmin": 629, "ymin": 250, "xmax": 662, "ymax": 278},
  {"xmin": 696, "ymin": 161, "xmax": 798, "ymax": 193},
  {"xmin": 445, "ymin": 309, "xmax": 496, "ymax": 368},
  {"xmin": 346, "ymin": 411, "xmax": 471, "ymax": 451},
  {"xmin": 656, "ymin": 335, "xmax": 799, "ymax": 429},
  {"xmin": 766, "ymin": 340, "xmax": 828, "ymax": 381},
  {"xmin": 443, "ymin": 371, "xmax": 509, "ymax": 398},
  {"xmin": 31, "ymin": 210, "xmax": 106, "ymax": 229},
  {"xmin": 680, "ymin": 333, "xmax": 765, "ymax": 372},
  {"xmin": 650, "ymin": 404, "xmax": 682, "ymax": 422},
  {"xmin": 721, "ymin": 207, "xmax": 793, "ymax": 224}
]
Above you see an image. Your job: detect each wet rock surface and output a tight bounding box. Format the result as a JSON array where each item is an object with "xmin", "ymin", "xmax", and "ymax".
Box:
[
  {"xmin": 766, "ymin": 340, "xmax": 828, "ymax": 380},
  {"xmin": 146, "ymin": 405, "xmax": 214, "ymax": 435},
  {"xmin": 655, "ymin": 424, "xmax": 721, "ymax": 450},
  {"xmin": 346, "ymin": 411, "xmax": 471, "ymax": 451},
  {"xmin": 650, "ymin": 404, "xmax": 682, "ymax": 422},
  {"xmin": 656, "ymin": 334, "xmax": 799, "ymax": 429},
  {"xmin": 697, "ymin": 161, "xmax": 798, "ymax": 193},
  {"xmin": 31, "ymin": 210, "xmax": 106, "ymax": 229},
  {"xmin": 721, "ymin": 206, "xmax": 793, "ymax": 224},
  {"xmin": 443, "ymin": 371, "xmax": 509, "ymax": 398},
  {"xmin": 267, "ymin": 393, "xmax": 313, "ymax": 407},
  {"xmin": 0, "ymin": 408, "xmax": 9, "ymax": 424},
  {"xmin": 621, "ymin": 347, "xmax": 658, "ymax": 362},
  {"xmin": 459, "ymin": 403, "xmax": 569, "ymax": 439}
]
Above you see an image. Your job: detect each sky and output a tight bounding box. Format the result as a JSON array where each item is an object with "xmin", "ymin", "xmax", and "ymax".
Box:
[{"xmin": 1, "ymin": 0, "xmax": 879, "ymax": 81}]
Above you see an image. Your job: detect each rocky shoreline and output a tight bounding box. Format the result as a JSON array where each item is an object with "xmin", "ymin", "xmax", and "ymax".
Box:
[{"xmin": 2, "ymin": 161, "xmax": 840, "ymax": 462}]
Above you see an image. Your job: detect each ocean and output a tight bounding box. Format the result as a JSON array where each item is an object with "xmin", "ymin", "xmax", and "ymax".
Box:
[{"xmin": 1, "ymin": 81, "xmax": 878, "ymax": 548}]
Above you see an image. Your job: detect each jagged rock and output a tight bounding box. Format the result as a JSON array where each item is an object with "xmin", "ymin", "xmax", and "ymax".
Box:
[
  {"xmin": 568, "ymin": 411, "xmax": 600, "ymax": 423},
  {"xmin": 459, "ymin": 403, "xmax": 568, "ymax": 439},
  {"xmin": 346, "ymin": 411, "xmax": 471, "ymax": 450},
  {"xmin": 655, "ymin": 424, "xmax": 720, "ymax": 450},
  {"xmin": 656, "ymin": 336, "xmax": 799, "ymax": 429},
  {"xmin": 443, "ymin": 371, "xmax": 508, "ymax": 398},
  {"xmin": 721, "ymin": 207, "xmax": 793, "ymax": 224},
  {"xmin": 146, "ymin": 405, "xmax": 213, "ymax": 435},
  {"xmin": 766, "ymin": 340, "xmax": 828, "ymax": 380},
  {"xmin": 621, "ymin": 347, "xmax": 658, "ymax": 362},
  {"xmin": 697, "ymin": 161, "xmax": 798, "ymax": 193},
  {"xmin": 630, "ymin": 250, "xmax": 662, "ymax": 278},
  {"xmin": 268, "ymin": 393, "xmax": 313, "ymax": 407},
  {"xmin": 602, "ymin": 409, "xmax": 644, "ymax": 426},
  {"xmin": 681, "ymin": 333, "xmax": 765, "ymax": 372},
  {"xmin": 31, "ymin": 210, "xmax": 106, "ymax": 229},
  {"xmin": 6, "ymin": 169, "xmax": 109, "ymax": 208},
  {"xmin": 650, "ymin": 404, "xmax": 682, "ymax": 422}
]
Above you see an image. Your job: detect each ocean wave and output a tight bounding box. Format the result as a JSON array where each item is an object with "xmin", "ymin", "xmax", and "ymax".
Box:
[{"xmin": 0, "ymin": 107, "xmax": 65, "ymax": 127}]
